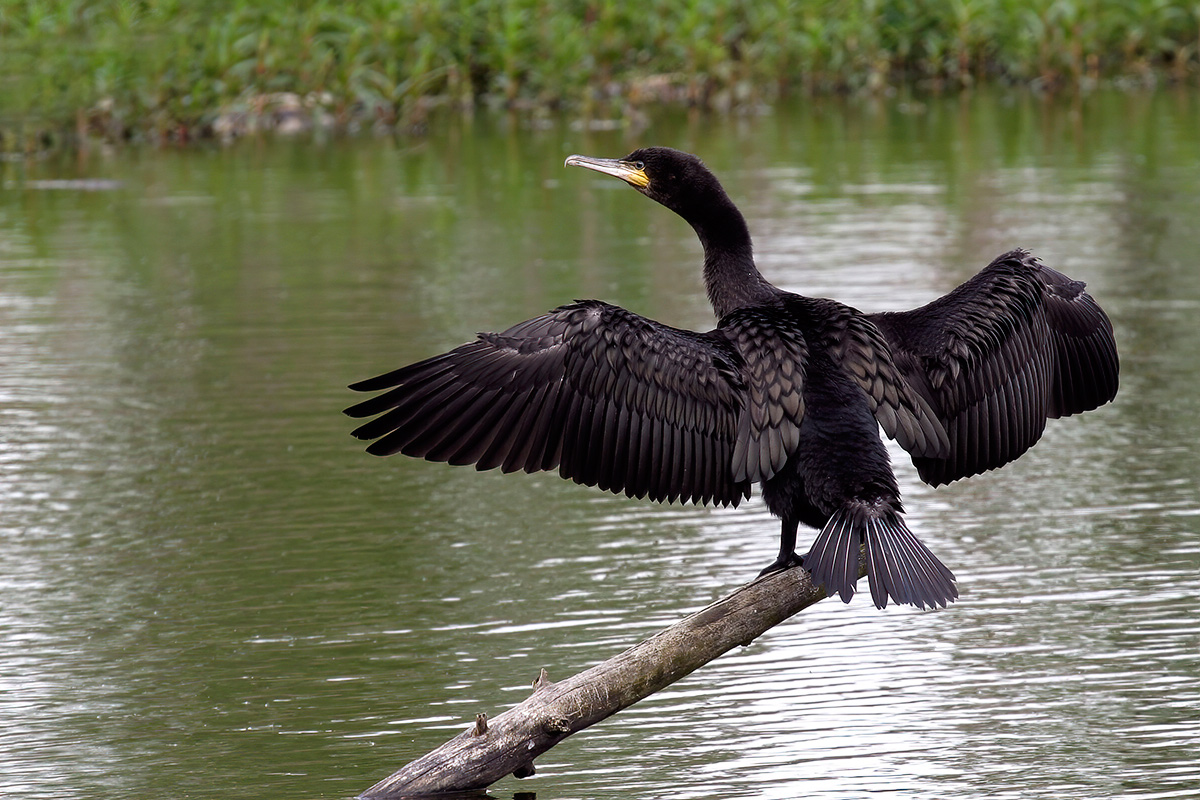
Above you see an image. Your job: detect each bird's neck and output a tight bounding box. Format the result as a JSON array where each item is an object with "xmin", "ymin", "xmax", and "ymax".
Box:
[{"xmin": 691, "ymin": 201, "xmax": 776, "ymax": 319}]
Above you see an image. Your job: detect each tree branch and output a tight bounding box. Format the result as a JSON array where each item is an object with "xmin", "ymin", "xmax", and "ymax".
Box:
[{"xmin": 360, "ymin": 560, "xmax": 862, "ymax": 798}]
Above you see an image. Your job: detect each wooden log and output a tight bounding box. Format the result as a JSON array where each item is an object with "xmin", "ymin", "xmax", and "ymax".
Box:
[{"xmin": 360, "ymin": 557, "xmax": 865, "ymax": 798}]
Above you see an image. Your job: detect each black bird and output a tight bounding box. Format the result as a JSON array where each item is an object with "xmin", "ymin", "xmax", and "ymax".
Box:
[{"xmin": 345, "ymin": 147, "xmax": 1119, "ymax": 610}]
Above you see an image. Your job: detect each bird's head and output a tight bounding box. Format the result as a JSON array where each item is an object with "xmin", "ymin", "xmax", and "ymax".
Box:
[{"xmin": 565, "ymin": 147, "xmax": 725, "ymax": 222}]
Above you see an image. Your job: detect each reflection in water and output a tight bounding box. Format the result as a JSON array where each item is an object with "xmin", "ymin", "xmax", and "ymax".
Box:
[{"xmin": 1, "ymin": 89, "xmax": 1199, "ymax": 800}]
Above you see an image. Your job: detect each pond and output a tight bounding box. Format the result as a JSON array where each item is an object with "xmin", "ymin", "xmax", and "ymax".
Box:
[{"xmin": 1, "ymin": 87, "xmax": 1198, "ymax": 800}]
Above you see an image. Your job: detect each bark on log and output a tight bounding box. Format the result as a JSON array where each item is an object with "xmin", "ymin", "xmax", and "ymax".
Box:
[{"xmin": 360, "ymin": 558, "xmax": 864, "ymax": 798}]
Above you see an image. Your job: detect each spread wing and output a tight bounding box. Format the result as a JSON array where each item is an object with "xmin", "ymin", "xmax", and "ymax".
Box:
[
  {"xmin": 869, "ymin": 249, "xmax": 1119, "ymax": 486},
  {"xmin": 345, "ymin": 300, "xmax": 752, "ymax": 506}
]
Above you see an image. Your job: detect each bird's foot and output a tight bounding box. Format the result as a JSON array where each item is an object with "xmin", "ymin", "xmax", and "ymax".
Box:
[{"xmin": 757, "ymin": 551, "xmax": 805, "ymax": 579}]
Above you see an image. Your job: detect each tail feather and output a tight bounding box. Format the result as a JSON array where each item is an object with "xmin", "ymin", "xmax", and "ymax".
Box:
[
  {"xmin": 806, "ymin": 510, "xmax": 855, "ymax": 603},
  {"xmin": 805, "ymin": 503, "xmax": 957, "ymax": 610}
]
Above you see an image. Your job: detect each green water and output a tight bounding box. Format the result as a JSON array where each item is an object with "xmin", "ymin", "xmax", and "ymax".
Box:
[{"xmin": 2, "ymin": 89, "xmax": 1199, "ymax": 800}]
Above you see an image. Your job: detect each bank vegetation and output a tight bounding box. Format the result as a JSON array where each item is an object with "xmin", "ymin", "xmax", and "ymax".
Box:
[{"xmin": 2, "ymin": 0, "xmax": 1198, "ymax": 148}]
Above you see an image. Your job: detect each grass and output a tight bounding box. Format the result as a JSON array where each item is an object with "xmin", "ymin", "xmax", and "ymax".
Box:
[{"xmin": 1, "ymin": 0, "xmax": 1199, "ymax": 147}]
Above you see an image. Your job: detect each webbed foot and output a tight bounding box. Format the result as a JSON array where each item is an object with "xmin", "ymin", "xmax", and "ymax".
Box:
[{"xmin": 757, "ymin": 551, "xmax": 805, "ymax": 578}]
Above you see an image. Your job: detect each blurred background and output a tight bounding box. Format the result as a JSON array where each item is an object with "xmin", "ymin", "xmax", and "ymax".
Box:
[{"xmin": 2, "ymin": 4, "xmax": 1199, "ymax": 800}]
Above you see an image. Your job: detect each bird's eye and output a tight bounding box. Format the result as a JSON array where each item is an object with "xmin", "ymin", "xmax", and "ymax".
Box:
[{"xmin": 634, "ymin": 161, "xmax": 645, "ymax": 170}]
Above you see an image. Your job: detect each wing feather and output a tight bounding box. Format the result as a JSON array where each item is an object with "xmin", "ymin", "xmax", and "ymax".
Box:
[
  {"xmin": 500, "ymin": 383, "xmax": 552, "ymax": 473},
  {"xmin": 718, "ymin": 309, "xmax": 809, "ymax": 485},
  {"xmin": 818, "ymin": 301, "xmax": 951, "ymax": 459}
]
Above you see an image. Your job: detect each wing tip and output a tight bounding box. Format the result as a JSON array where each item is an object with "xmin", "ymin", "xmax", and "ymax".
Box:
[{"xmin": 348, "ymin": 370, "xmax": 406, "ymax": 393}]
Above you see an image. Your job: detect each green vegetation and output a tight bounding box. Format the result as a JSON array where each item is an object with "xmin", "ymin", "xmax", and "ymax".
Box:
[{"xmin": 2, "ymin": 0, "xmax": 1199, "ymax": 147}]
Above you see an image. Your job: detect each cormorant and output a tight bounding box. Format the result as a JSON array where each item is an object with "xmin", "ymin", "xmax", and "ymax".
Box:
[{"xmin": 345, "ymin": 147, "xmax": 1119, "ymax": 610}]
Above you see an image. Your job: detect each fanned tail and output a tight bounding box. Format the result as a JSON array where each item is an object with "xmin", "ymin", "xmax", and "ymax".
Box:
[{"xmin": 805, "ymin": 502, "xmax": 957, "ymax": 610}]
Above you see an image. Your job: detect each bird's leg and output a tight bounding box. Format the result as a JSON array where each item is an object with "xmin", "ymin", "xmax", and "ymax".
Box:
[{"xmin": 757, "ymin": 518, "xmax": 804, "ymax": 577}]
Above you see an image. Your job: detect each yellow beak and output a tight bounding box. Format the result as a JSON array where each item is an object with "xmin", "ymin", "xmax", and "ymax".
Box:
[{"xmin": 564, "ymin": 155, "xmax": 650, "ymax": 189}]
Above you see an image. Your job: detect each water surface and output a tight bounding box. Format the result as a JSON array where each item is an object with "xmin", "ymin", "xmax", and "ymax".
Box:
[{"xmin": 1, "ymin": 89, "xmax": 1198, "ymax": 799}]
